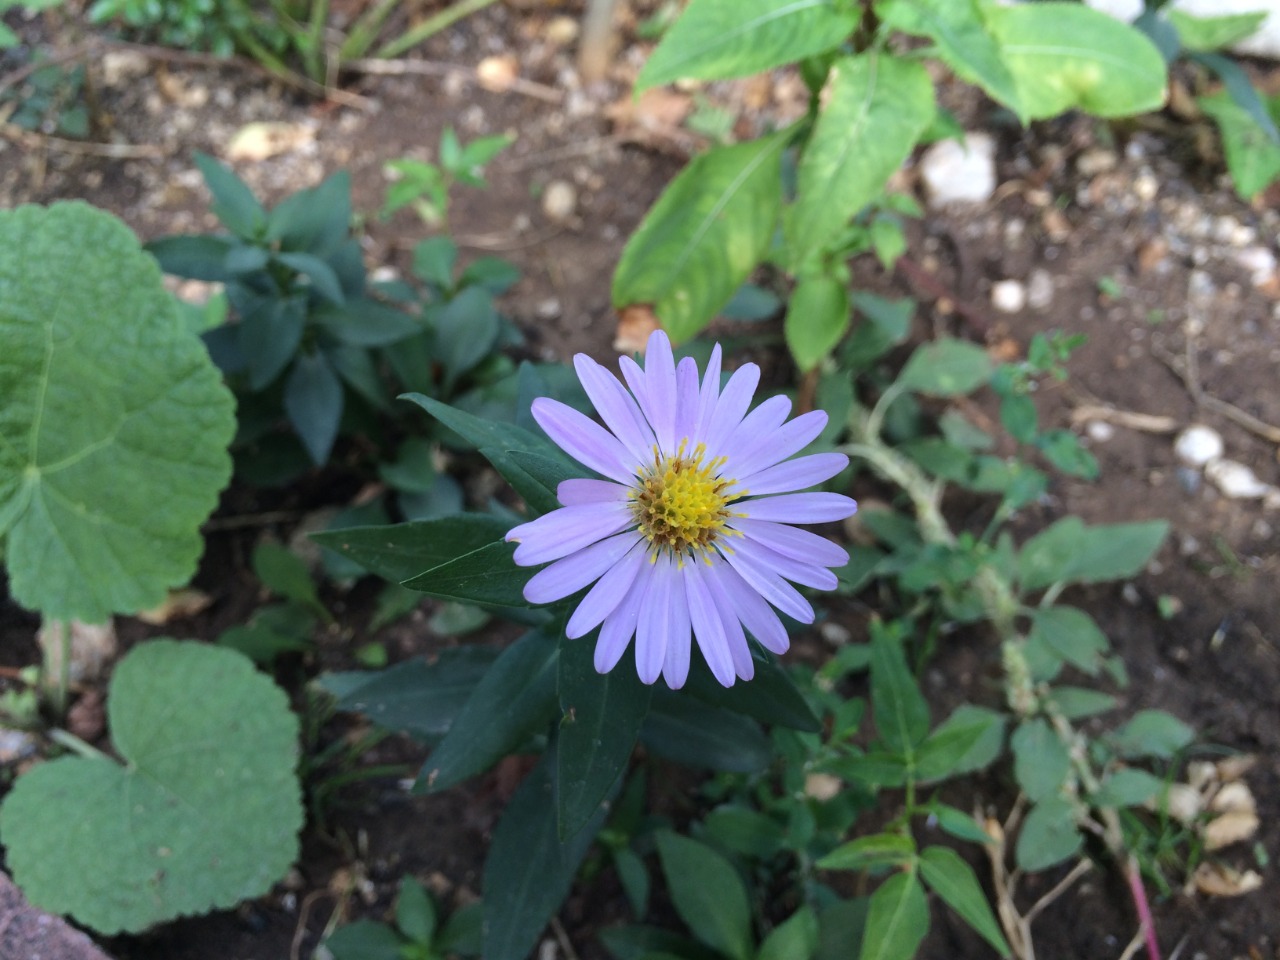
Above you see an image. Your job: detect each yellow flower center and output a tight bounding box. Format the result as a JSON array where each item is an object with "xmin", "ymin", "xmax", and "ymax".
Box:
[{"xmin": 631, "ymin": 442, "xmax": 737, "ymax": 556}]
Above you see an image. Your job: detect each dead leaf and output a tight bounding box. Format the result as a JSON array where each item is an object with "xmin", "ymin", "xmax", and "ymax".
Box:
[
  {"xmin": 136, "ymin": 587, "xmax": 213, "ymax": 625},
  {"xmin": 614, "ymin": 304, "xmax": 659, "ymax": 354},
  {"xmin": 227, "ymin": 121, "xmax": 315, "ymax": 162},
  {"xmin": 1204, "ymin": 810, "xmax": 1260, "ymax": 850},
  {"xmin": 1211, "ymin": 781, "xmax": 1258, "ymax": 815},
  {"xmin": 1216, "ymin": 754, "xmax": 1258, "ymax": 782},
  {"xmin": 1193, "ymin": 862, "xmax": 1263, "ymax": 897}
]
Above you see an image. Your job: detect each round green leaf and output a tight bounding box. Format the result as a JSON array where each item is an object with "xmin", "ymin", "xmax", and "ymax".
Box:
[
  {"xmin": 0, "ymin": 202, "xmax": 235, "ymax": 622},
  {"xmin": 0, "ymin": 640, "xmax": 303, "ymax": 934}
]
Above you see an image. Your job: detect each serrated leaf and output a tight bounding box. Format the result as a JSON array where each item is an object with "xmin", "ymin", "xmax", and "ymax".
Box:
[
  {"xmin": 557, "ymin": 633, "xmax": 651, "ymax": 838},
  {"xmin": 417, "ymin": 628, "xmax": 559, "ymax": 791},
  {"xmin": 637, "ymin": 0, "xmax": 857, "ymax": 90},
  {"xmin": 1011, "ymin": 718, "xmax": 1071, "ymax": 803},
  {"xmin": 319, "ymin": 647, "xmax": 500, "ymax": 739},
  {"xmin": 0, "ymin": 203, "xmax": 235, "ymax": 622},
  {"xmin": 860, "ymin": 872, "xmax": 928, "ymax": 960},
  {"xmin": 0, "ymin": 641, "xmax": 301, "ymax": 934},
  {"xmin": 785, "ymin": 271, "xmax": 851, "ymax": 372},
  {"xmin": 818, "ymin": 832, "xmax": 916, "ymax": 872},
  {"xmin": 896, "ymin": 338, "xmax": 992, "ymax": 396},
  {"xmin": 613, "ymin": 132, "xmax": 787, "ymax": 342},
  {"xmin": 656, "ymin": 831, "xmax": 753, "ymax": 960},
  {"xmin": 1015, "ymin": 797, "xmax": 1082, "ymax": 871},
  {"xmin": 788, "ymin": 54, "xmax": 934, "ymax": 268},
  {"xmin": 919, "ymin": 846, "xmax": 1010, "ymax": 956},
  {"xmin": 1108, "ymin": 710, "xmax": 1194, "ymax": 760},
  {"xmin": 879, "ymin": 0, "xmax": 1021, "ymax": 117},
  {"xmin": 870, "ymin": 626, "xmax": 930, "ymax": 752},
  {"xmin": 484, "ymin": 749, "xmax": 613, "ymax": 960},
  {"xmin": 986, "ymin": 2, "xmax": 1167, "ymax": 120},
  {"xmin": 1017, "ymin": 518, "xmax": 1168, "ymax": 593}
]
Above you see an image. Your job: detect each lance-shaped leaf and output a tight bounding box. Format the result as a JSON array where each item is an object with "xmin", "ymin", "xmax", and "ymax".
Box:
[
  {"xmin": 787, "ymin": 54, "xmax": 934, "ymax": 269},
  {"xmin": 311, "ymin": 514, "xmax": 513, "ymax": 583},
  {"xmin": 402, "ymin": 540, "xmax": 532, "ymax": 608},
  {"xmin": 613, "ymin": 131, "xmax": 787, "ymax": 343},
  {"xmin": 0, "ymin": 202, "xmax": 235, "ymax": 622},
  {"xmin": 637, "ymin": 0, "xmax": 857, "ymax": 90},
  {"xmin": 919, "ymin": 847, "xmax": 1010, "ymax": 956},
  {"xmin": 860, "ymin": 871, "xmax": 928, "ymax": 960},
  {"xmin": 656, "ymin": 831, "xmax": 753, "ymax": 960}
]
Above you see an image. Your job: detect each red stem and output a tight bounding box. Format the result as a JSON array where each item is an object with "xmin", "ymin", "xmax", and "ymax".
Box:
[{"xmin": 1126, "ymin": 855, "xmax": 1161, "ymax": 960}]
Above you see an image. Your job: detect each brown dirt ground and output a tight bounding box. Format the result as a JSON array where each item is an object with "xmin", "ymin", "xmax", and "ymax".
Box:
[{"xmin": 1, "ymin": 3, "xmax": 1278, "ymax": 960}]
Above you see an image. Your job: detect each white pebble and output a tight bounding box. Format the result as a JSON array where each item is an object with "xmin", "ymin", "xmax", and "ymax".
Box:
[
  {"xmin": 991, "ymin": 279, "xmax": 1026, "ymax": 313},
  {"xmin": 541, "ymin": 180, "xmax": 577, "ymax": 222},
  {"xmin": 919, "ymin": 133, "xmax": 997, "ymax": 207},
  {"xmin": 1027, "ymin": 268, "xmax": 1054, "ymax": 309},
  {"xmin": 1174, "ymin": 424, "xmax": 1224, "ymax": 466},
  {"xmin": 1086, "ymin": 421, "xmax": 1115, "ymax": 442},
  {"xmin": 1205, "ymin": 459, "xmax": 1272, "ymax": 499}
]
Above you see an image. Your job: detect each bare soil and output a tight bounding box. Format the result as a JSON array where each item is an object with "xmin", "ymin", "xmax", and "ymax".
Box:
[{"xmin": 1, "ymin": 4, "xmax": 1278, "ymax": 960}]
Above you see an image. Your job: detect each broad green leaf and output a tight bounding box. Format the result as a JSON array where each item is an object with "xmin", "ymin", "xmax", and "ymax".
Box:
[
  {"xmin": 759, "ymin": 906, "xmax": 819, "ymax": 960},
  {"xmin": 146, "ymin": 234, "xmax": 235, "ymax": 282},
  {"xmin": 1168, "ymin": 9, "xmax": 1267, "ymax": 52},
  {"xmin": 859, "ymin": 872, "xmax": 928, "ymax": 960},
  {"xmin": 788, "ymin": 54, "xmax": 934, "ymax": 268},
  {"xmin": 600, "ymin": 924, "xmax": 724, "ymax": 960},
  {"xmin": 276, "ymin": 251, "xmax": 345, "ymax": 304},
  {"xmin": 484, "ymin": 750, "xmax": 613, "ymax": 960},
  {"xmin": 656, "ymin": 831, "xmax": 753, "ymax": 960},
  {"xmin": 0, "ymin": 641, "xmax": 301, "ymax": 934},
  {"xmin": 0, "ymin": 203, "xmax": 234, "ymax": 622},
  {"xmin": 195, "ymin": 151, "xmax": 267, "ymax": 238},
  {"xmin": 318, "ymin": 647, "xmax": 500, "ymax": 739},
  {"xmin": 1017, "ymin": 518, "xmax": 1168, "ymax": 593},
  {"xmin": 1015, "ymin": 797, "xmax": 1082, "ymax": 871},
  {"xmin": 395, "ymin": 876, "xmax": 437, "ymax": 944},
  {"xmin": 400, "ymin": 393, "xmax": 574, "ymax": 515},
  {"xmin": 986, "ymin": 2, "xmax": 1167, "ymax": 119},
  {"xmin": 785, "ymin": 271, "xmax": 851, "ymax": 372},
  {"xmin": 266, "ymin": 169, "xmax": 352, "ymax": 256},
  {"xmin": 877, "ymin": 0, "xmax": 1022, "ymax": 118},
  {"xmin": 703, "ymin": 806, "xmax": 787, "ymax": 859},
  {"xmin": 914, "ymin": 707, "xmax": 1006, "ymax": 781},
  {"xmin": 1108, "ymin": 710, "xmax": 1194, "ymax": 760},
  {"xmin": 416, "ymin": 628, "xmax": 559, "ymax": 791},
  {"xmin": 919, "ymin": 847, "xmax": 1010, "ymax": 956},
  {"xmin": 436, "ymin": 286, "xmax": 500, "ymax": 390},
  {"xmin": 636, "ymin": 0, "xmax": 857, "ymax": 90},
  {"xmin": 402, "ymin": 540, "xmax": 531, "ymax": 608},
  {"xmin": 311, "ymin": 514, "xmax": 513, "ymax": 584},
  {"xmin": 323, "ymin": 919, "xmax": 405, "ymax": 960},
  {"xmin": 1011, "ymin": 718, "xmax": 1071, "ymax": 803},
  {"xmin": 1029, "ymin": 606, "xmax": 1109, "ymax": 675},
  {"xmin": 641, "ymin": 689, "xmax": 771, "ymax": 772},
  {"xmin": 1049, "ymin": 686, "xmax": 1118, "ymax": 720},
  {"xmin": 1092, "ymin": 768, "xmax": 1164, "ymax": 808},
  {"xmin": 252, "ymin": 542, "xmax": 325, "ymax": 619},
  {"xmin": 818, "ymin": 832, "xmax": 916, "ymax": 872},
  {"xmin": 285, "ymin": 349, "xmax": 344, "ymax": 465},
  {"xmin": 412, "ymin": 236, "xmax": 457, "ymax": 289},
  {"xmin": 314, "ymin": 299, "xmax": 421, "ymax": 348},
  {"xmin": 557, "ymin": 633, "xmax": 652, "ymax": 838},
  {"xmin": 896, "ymin": 338, "xmax": 992, "ymax": 396},
  {"xmin": 923, "ymin": 803, "xmax": 994, "ymax": 845},
  {"xmin": 870, "ymin": 626, "xmax": 930, "ymax": 752},
  {"xmin": 816, "ymin": 899, "xmax": 870, "ymax": 960},
  {"xmin": 613, "ymin": 132, "xmax": 787, "ymax": 342},
  {"xmin": 1199, "ymin": 88, "xmax": 1280, "ymax": 200}
]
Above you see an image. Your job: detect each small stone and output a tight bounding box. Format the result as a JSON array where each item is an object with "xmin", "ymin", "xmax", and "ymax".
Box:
[
  {"xmin": 545, "ymin": 15, "xmax": 579, "ymax": 45},
  {"xmin": 1174, "ymin": 425, "xmax": 1224, "ymax": 466},
  {"xmin": 1076, "ymin": 147, "xmax": 1117, "ymax": 176},
  {"xmin": 0, "ymin": 729, "xmax": 38, "ymax": 764},
  {"xmin": 541, "ymin": 180, "xmax": 577, "ymax": 221},
  {"xmin": 818, "ymin": 621, "xmax": 851, "ymax": 646},
  {"xmin": 918, "ymin": 133, "xmax": 997, "ymax": 207},
  {"xmin": 535, "ymin": 297, "xmax": 561, "ymax": 320},
  {"xmin": 804, "ymin": 773, "xmax": 843, "ymax": 801},
  {"xmin": 1086, "ymin": 420, "xmax": 1115, "ymax": 442},
  {"xmin": 1027, "ymin": 268, "xmax": 1054, "ymax": 309},
  {"xmin": 991, "ymin": 279, "xmax": 1026, "ymax": 313},
  {"xmin": 1233, "ymin": 245, "xmax": 1277, "ymax": 287},
  {"xmin": 476, "ymin": 55, "xmax": 519, "ymax": 92},
  {"xmin": 101, "ymin": 50, "xmax": 149, "ymax": 86},
  {"xmin": 1132, "ymin": 171, "xmax": 1158, "ymax": 202},
  {"xmin": 1205, "ymin": 459, "xmax": 1272, "ymax": 499}
]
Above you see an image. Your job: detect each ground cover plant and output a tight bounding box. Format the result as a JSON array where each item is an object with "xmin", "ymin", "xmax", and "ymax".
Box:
[{"xmin": 0, "ymin": 1, "xmax": 1275, "ymax": 959}]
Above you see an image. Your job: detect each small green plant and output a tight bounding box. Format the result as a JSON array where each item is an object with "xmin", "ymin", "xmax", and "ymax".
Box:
[
  {"xmin": 0, "ymin": 0, "xmax": 64, "ymax": 48},
  {"xmin": 0, "ymin": 60, "xmax": 88, "ymax": 138},
  {"xmin": 381, "ymin": 127, "xmax": 513, "ymax": 229},
  {"xmin": 323, "ymin": 876, "xmax": 482, "ymax": 960}
]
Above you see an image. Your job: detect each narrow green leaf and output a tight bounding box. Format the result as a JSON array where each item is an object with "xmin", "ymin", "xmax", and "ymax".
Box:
[
  {"xmin": 758, "ymin": 906, "xmax": 819, "ymax": 960},
  {"xmin": 896, "ymin": 338, "xmax": 993, "ymax": 396},
  {"xmin": 703, "ymin": 806, "xmax": 787, "ymax": 859},
  {"xmin": 919, "ymin": 847, "xmax": 1010, "ymax": 956},
  {"xmin": 285, "ymin": 349, "xmax": 344, "ymax": 465},
  {"xmin": 1198, "ymin": 87, "xmax": 1280, "ymax": 200},
  {"xmin": 316, "ymin": 299, "xmax": 421, "ymax": 347},
  {"xmin": 1015, "ymin": 797, "xmax": 1082, "ymax": 871},
  {"xmin": 402, "ymin": 540, "xmax": 531, "ymax": 608},
  {"xmin": 395, "ymin": 876, "xmax": 437, "ymax": 944},
  {"xmin": 683, "ymin": 650, "xmax": 821, "ymax": 733},
  {"xmin": 1011, "ymin": 718, "xmax": 1071, "ymax": 803},
  {"xmin": 417, "ymin": 628, "xmax": 559, "ymax": 791},
  {"xmin": 252, "ymin": 542, "xmax": 325, "ymax": 618},
  {"xmin": 986, "ymin": 2, "xmax": 1167, "ymax": 119},
  {"xmin": 436, "ymin": 286, "xmax": 501, "ymax": 389},
  {"xmin": 870, "ymin": 626, "xmax": 930, "ymax": 752},
  {"xmin": 311, "ymin": 514, "xmax": 513, "ymax": 584},
  {"xmin": 788, "ymin": 54, "xmax": 933, "ymax": 268},
  {"xmin": 637, "ymin": 0, "xmax": 857, "ymax": 90},
  {"xmin": 146, "ymin": 234, "xmax": 235, "ymax": 282},
  {"xmin": 859, "ymin": 872, "xmax": 928, "ymax": 960},
  {"xmin": 923, "ymin": 803, "xmax": 994, "ymax": 846},
  {"xmin": 878, "ymin": 0, "xmax": 1022, "ymax": 118},
  {"xmin": 266, "ymin": 170, "xmax": 352, "ymax": 256},
  {"xmin": 276, "ymin": 251, "xmax": 345, "ymax": 304},
  {"xmin": 641, "ymin": 689, "xmax": 771, "ymax": 772},
  {"xmin": 323, "ymin": 919, "xmax": 404, "ymax": 960},
  {"xmin": 656, "ymin": 831, "xmax": 753, "ymax": 960},
  {"xmin": 785, "ymin": 271, "xmax": 851, "ymax": 372},
  {"xmin": 613, "ymin": 132, "xmax": 787, "ymax": 342},
  {"xmin": 818, "ymin": 832, "xmax": 915, "ymax": 872},
  {"xmin": 484, "ymin": 750, "xmax": 614, "ymax": 960},
  {"xmin": 194, "ymin": 151, "xmax": 267, "ymax": 238},
  {"xmin": 242, "ymin": 296, "xmax": 306, "ymax": 390},
  {"xmin": 556, "ymin": 633, "xmax": 652, "ymax": 838}
]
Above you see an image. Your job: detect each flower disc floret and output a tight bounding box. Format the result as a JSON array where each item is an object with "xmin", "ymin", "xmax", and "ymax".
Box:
[{"xmin": 506, "ymin": 330, "xmax": 857, "ymax": 690}]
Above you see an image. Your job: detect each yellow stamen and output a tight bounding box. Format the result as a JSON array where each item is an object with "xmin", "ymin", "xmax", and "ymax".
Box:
[{"xmin": 630, "ymin": 441, "xmax": 738, "ymax": 557}]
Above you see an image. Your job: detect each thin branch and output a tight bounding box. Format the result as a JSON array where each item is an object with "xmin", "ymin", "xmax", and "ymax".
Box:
[{"xmin": 344, "ymin": 56, "xmax": 563, "ymax": 102}]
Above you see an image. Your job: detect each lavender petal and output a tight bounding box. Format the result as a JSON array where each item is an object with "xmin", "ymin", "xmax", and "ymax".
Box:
[
  {"xmin": 567, "ymin": 540, "xmax": 648, "ymax": 638},
  {"xmin": 532, "ymin": 397, "xmax": 637, "ymax": 484},
  {"xmin": 694, "ymin": 344, "xmax": 722, "ymax": 440},
  {"xmin": 703, "ymin": 363, "xmax": 760, "ymax": 455},
  {"xmin": 730, "ymin": 410, "xmax": 829, "ymax": 480},
  {"xmin": 595, "ymin": 562, "xmax": 651, "ymax": 672},
  {"xmin": 523, "ymin": 531, "xmax": 640, "ymax": 604},
  {"xmin": 733, "ymin": 536, "xmax": 838, "ymax": 591},
  {"xmin": 735, "ymin": 452, "xmax": 848, "ymax": 497},
  {"xmin": 508, "ymin": 501, "xmax": 632, "ymax": 566},
  {"xmin": 662, "ymin": 565, "xmax": 692, "ymax": 689},
  {"xmin": 635, "ymin": 554, "xmax": 674, "ymax": 684},
  {"xmin": 729, "ymin": 517, "xmax": 849, "ymax": 568},
  {"xmin": 720, "ymin": 544, "xmax": 815, "ymax": 623},
  {"xmin": 642, "ymin": 329, "xmax": 678, "ymax": 454},
  {"xmin": 737, "ymin": 492, "xmax": 858, "ymax": 525},
  {"xmin": 713, "ymin": 562, "xmax": 791, "ymax": 655},
  {"xmin": 683, "ymin": 560, "xmax": 736, "ymax": 687},
  {"xmin": 573, "ymin": 354, "xmax": 656, "ymax": 465},
  {"xmin": 557, "ymin": 478, "xmax": 631, "ymax": 506}
]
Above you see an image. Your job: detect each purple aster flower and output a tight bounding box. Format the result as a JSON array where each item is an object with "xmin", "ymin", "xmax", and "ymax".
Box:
[{"xmin": 505, "ymin": 329, "xmax": 857, "ymax": 689}]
